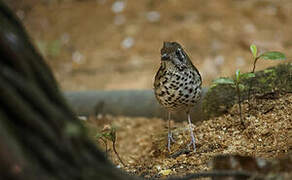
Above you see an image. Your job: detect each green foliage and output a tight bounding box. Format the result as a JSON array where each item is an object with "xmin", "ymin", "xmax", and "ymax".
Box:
[
  {"xmin": 211, "ymin": 43, "xmax": 287, "ymax": 130},
  {"xmin": 263, "ymin": 69, "xmax": 275, "ymax": 74},
  {"xmin": 96, "ymin": 125, "xmax": 125, "ymax": 166},
  {"xmin": 258, "ymin": 51, "xmax": 286, "ymax": 61},
  {"xmin": 250, "ymin": 44, "xmax": 286, "ymax": 73},
  {"xmin": 96, "ymin": 126, "xmax": 116, "ymax": 142},
  {"xmin": 241, "ymin": 72, "xmax": 255, "ymax": 79},
  {"xmin": 248, "ymin": 44, "xmax": 286, "ymax": 106},
  {"xmin": 250, "ymin": 44, "xmax": 257, "ymax": 58},
  {"xmin": 213, "ymin": 77, "xmax": 234, "ymax": 85},
  {"xmin": 213, "ymin": 71, "xmax": 255, "ymax": 87},
  {"xmin": 235, "ymin": 69, "xmax": 241, "ymax": 82},
  {"xmin": 213, "ymin": 69, "xmax": 246, "ymax": 128}
]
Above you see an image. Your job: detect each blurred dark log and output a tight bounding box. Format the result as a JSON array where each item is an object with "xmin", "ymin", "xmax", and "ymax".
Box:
[
  {"xmin": 64, "ymin": 89, "xmax": 207, "ymax": 122},
  {"xmin": 65, "ymin": 63, "xmax": 291, "ymax": 122}
]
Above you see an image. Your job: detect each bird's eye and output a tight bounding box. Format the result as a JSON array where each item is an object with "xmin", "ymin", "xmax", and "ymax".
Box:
[
  {"xmin": 161, "ymin": 53, "xmax": 169, "ymax": 60},
  {"xmin": 176, "ymin": 48, "xmax": 185, "ymax": 61}
]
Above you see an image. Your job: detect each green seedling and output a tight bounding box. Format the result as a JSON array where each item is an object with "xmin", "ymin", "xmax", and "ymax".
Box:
[
  {"xmin": 235, "ymin": 70, "xmax": 244, "ymax": 128},
  {"xmin": 96, "ymin": 126, "xmax": 126, "ymax": 167},
  {"xmin": 213, "ymin": 70, "xmax": 254, "ymax": 129},
  {"xmin": 213, "ymin": 45, "xmax": 286, "ymax": 128},
  {"xmin": 96, "ymin": 132, "xmax": 109, "ymax": 155},
  {"xmin": 250, "ymin": 44, "xmax": 286, "ymax": 73},
  {"xmin": 248, "ymin": 44, "xmax": 286, "ymax": 103}
]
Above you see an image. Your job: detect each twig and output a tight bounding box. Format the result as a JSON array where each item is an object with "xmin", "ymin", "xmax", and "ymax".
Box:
[
  {"xmin": 252, "ymin": 57, "xmax": 259, "ymax": 74},
  {"xmin": 169, "ymin": 149, "xmax": 191, "ymax": 159},
  {"xmin": 99, "ymin": 137, "xmax": 108, "ymax": 156},
  {"xmin": 112, "ymin": 140, "xmax": 126, "ymax": 167},
  {"xmin": 236, "ymin": 82, "xmax": 245, "ymax": 129},
  {"xmin": 248, "ymin": 57, "xmax": 259, "ymax": 108}
]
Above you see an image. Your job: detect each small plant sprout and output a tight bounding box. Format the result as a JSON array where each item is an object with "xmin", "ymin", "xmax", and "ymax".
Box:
[
  {"xmin": 213, "ymin": 45, "xmax": 286, "ymax": 129},
  {"xmin": 235, "ymin": 69, "xmax": 245, "ymax": 128},
  {"xmin": 96, "ymin": 132, "xmax": 108, "ymax": 155},
  {"xmin": 249, "ymin": 44, "xmax": 286, "ymax": 73},
  {"xmin": 96, "ymin": 125, "xmax": 126, "ymax": 167},
  {"xmin": 248, "ymin": 44, "xmax": 286, "ymax": 104},
  {"xmin": 213, "ymin": 70, "xmax": 255, "ymax": 129}
]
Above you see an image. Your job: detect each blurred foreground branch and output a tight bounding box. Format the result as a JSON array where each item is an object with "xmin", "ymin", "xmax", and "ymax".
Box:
[{"xmin": 0, "ymin": 1, "xmax": 137, "ymax": 179}]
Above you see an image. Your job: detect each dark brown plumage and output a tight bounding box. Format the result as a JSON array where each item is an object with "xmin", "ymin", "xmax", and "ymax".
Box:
[{"xmin": 154, "ymin": 42, "xmax": 202, "ymax": 152}]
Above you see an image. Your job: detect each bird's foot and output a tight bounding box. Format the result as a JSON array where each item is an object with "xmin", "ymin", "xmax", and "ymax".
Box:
[
  {"xmin": 187, "ymin": 133, "xmax": 196, "ymax": 152},
  {"xmin": 167, "ymin": 131, "xmax": 175, "ymax": 152}
]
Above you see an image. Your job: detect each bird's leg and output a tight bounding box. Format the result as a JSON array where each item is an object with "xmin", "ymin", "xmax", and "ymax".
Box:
[
  {"xmin": 187, "ymin": 112, "xmax": 196, "ymax": 152},
  {"xmin": 167, "ymin": 112, "xmax": 175, "ymax": 152}
]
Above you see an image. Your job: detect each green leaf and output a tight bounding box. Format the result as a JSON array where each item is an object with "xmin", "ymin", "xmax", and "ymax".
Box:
[
  {"xmin": 101, "ymin": 129, "xmax": 116, "ymax": 142},
  {"xmin": 96, "ymin": 133, "xmax": 103, "ymax": 139},
  {"xmin": 258, "ymin": 51, "xmax": 286, "ymax": 60},
  {"xmin": 264, "ymin": 69, "xmax": 274, "ymax": 74},
  {"xmin": 238, "ymin": 84, "xmax": 245, "ymax": 91},
  {"xmin": 250, "ymin": 44, "xmax": 257, "ymax": 58},
  {"xmin": 213, "ymin": 78, "xmax": 235, "ymax": 85},
  {"xmin": 241, "ymin": 72, "xmax": 256, "ymax": 79},
  {"xmin": 103, "ymin": 132, "xmax": 112, "ymax": 139},
  {"xmin": 110, "ymin": 128, "xmax": 116, "ymax": 142},
  {"xmin": 235, "ymin": 69, "xmax": 241, "ymax": 82}
]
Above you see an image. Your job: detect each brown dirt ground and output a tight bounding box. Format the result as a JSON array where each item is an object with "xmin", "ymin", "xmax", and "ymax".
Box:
[{"xmin": 86, "ymin": 92, "xmax": 292, "ymax": 179}]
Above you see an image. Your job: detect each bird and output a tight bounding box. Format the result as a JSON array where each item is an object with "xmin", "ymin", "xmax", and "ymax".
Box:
[{"xmin": 154, "ymin": 42, "xmax": 202, "ymax": 152}]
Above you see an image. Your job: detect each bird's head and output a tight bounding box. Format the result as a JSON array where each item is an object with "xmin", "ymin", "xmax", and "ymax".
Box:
[{"xmin": 160, "ymin": 42, "xmax": 192, "ymax": 71}]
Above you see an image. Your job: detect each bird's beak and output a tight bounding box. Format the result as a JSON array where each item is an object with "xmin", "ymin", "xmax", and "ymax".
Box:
[{"xmin": 161, "ymin": 53, "xmax": 169, "ymax": 61}]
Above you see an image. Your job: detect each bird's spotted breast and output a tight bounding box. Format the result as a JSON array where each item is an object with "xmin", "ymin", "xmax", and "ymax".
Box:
[{"xmin": 154, "ymin": 69, "xmax": 201, "ymax": 112}]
